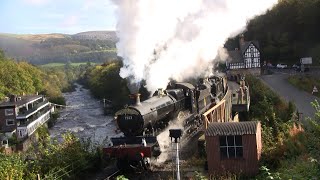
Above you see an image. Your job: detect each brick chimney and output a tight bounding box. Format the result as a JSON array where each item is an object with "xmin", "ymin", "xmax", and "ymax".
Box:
[{"xmin": 239, "ymin": 34, "xmax": 245, "ymax": 47}]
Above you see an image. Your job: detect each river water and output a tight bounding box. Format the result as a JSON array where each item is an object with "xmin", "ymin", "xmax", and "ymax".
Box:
[{"xmin": 49, "ymin": 84, "xmax": 119, "ymax": 146}]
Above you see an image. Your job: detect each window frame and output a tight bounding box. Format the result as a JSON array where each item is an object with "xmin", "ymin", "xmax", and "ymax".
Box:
[
  {"xmin": 219, "ymin": 135, "xmax": 243, "ymax": 159},
  {"xmin": 6, "ymin": 119, "xmax": 15, "ymax": 126},
  {"xmin": 5, "ymin": 109, "xmax": 14, "ymax": 116}
]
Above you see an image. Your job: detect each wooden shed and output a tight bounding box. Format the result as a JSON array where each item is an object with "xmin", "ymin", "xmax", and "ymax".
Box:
[{"xmin": 205, "ymin": 121, "xmax": 262, "ymax": 176}]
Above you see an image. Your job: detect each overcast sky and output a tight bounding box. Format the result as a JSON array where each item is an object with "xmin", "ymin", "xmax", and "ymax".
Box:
[{"xmin": 0, "ymin": 0, "xmax": 116, "ymax": 34}]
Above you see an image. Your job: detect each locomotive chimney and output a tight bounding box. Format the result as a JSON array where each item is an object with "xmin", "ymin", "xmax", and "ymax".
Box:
[
  {"xmin": 130, "ymin": 93, "xmax": 141, "ymax": 105},
  {"xmin": 158, "ymin": 88, "xmax": 164, "ymax": 97}
]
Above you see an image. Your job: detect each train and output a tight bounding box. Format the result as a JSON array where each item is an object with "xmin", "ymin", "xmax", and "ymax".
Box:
[{"xmin": 103, "ymin": 75, "xmax": 228, "ymax": 170}]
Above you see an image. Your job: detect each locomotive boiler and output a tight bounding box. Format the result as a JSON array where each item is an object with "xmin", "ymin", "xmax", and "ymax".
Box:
[
  {"xmin": 103, "ymin": 75, "xmax": 227, "ymax": 170},
  {"xmin": 115, "ymin": 89, "xmax": 182, "ymax": 137}
]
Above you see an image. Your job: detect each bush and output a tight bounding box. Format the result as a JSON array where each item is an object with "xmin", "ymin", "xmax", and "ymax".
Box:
[
  {"xmin": 49, "ymin": 96, "xmax": 66, "ymax": 105},
  {"xmin": 288, "ymin": 75, "xmax": 320, "ymax": 97},
  {"xmin": 0, "ymin": 153, "xmax": 27, "ymax": 179},
  {"xmin": 47, "ymin": 112, "xmax": 59, "ymax": 128}
]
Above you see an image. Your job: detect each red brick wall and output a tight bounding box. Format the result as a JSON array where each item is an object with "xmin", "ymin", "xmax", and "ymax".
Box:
[{"xmin": 206, "ymin": 134, "xmax": 259, "ymax": 176}]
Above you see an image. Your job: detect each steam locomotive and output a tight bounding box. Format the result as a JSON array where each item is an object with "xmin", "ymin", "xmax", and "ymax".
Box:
[{"xmin": 103, "ymin": 75, "xmax": 227, "ymax": 170}]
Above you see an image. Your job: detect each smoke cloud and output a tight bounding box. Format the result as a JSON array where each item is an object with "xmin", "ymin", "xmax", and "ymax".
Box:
[
  {"xmin": 112, "ymin": 0, "xmax": 277, "ymax": 92},
  {"xmin": 155, "ymin": 111, "xmax": 188, "ymax": 164}
]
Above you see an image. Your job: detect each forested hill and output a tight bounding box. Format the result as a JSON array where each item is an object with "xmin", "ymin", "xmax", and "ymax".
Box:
[
  {"xmin": 0, "ymin": 49, "xmax": 92, "ymax": 105},
  {"xmin": 225, "ymin": 0, "xmax": 320, "ymax": 65},
  {"xmin": 0, "ymin": 31, "xmax": 117, "ymax": 65}
]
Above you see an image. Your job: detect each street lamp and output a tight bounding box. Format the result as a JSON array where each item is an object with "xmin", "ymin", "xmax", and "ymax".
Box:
[{"xmin": 169, "ymin": 129, "xmax": 183, "ymax": 180}]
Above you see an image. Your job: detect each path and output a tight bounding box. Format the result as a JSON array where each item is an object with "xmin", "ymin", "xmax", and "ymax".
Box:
[{"xmin": 260, "ymin": 74, "xmax": 320, "ymax": 121}]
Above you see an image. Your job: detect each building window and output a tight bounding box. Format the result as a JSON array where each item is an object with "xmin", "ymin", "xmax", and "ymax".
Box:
[
  {"xmin": 219, "ymin": 135, "xmax": 243, "ymax": 159},
  {"xmin": 2, "ymin": 140, "xmax": 8, "ymax": 145},
  {"xmin": 5, "ymin": 109, "xmax": 14, "ymax": 116},
  {"xmin": 6, "ymin": 119, "xmax": 15, "ymax": 126}
]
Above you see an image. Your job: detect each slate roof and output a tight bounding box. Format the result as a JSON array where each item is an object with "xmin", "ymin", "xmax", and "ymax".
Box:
[
  {"xmin": 205, "ymin": 121, "xmax": 260, "ymax": 136},
  {"xmin": 240, "ymin": 41, "xmax": 260, "ymax": 54},
  {"xmin": 227, "ymin": 40, "xmax": 260, "ymax": 64},
  {"xmin": 0, "ymin": 95, "xmax": 42, "ymax": 108},
  {"xmin": 227, "ymin": 50, "xmax": 243, "ymax": 63}
]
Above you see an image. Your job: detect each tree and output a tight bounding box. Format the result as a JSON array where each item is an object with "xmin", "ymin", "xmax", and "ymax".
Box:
[{"xmin": 0, "ymin": 49, "xmax": 4, "ymax": 60}]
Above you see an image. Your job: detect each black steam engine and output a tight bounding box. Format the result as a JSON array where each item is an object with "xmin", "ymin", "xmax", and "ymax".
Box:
[{"xmin": 103, "ymin": 75, "xmax": 227, "ymax": 169}]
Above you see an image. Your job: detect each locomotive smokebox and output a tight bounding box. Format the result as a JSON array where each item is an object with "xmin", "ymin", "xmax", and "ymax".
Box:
[{"xmin": 129, "ymin": 93, "xmax": 141, "ymax": 106}]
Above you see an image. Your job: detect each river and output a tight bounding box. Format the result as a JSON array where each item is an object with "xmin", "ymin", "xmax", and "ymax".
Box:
[{"xmin": 49, "ymin": 84, "xmax": 119, "ymax": 146}]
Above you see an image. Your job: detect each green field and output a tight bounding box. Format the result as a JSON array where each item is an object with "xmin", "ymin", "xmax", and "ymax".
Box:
[{"xmin": 39, "ymin": 62, "xmax": 98, "ymax": 67}]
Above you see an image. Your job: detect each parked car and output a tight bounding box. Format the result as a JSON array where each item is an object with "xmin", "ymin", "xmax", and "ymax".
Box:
[
  {"xmin": 292, "ymin": 64, "xmax": 300, "ymax": 69},
  {"xmin": 276, "ymin": 63, "xmax": 288, "ymax": 69},
  {"xmin": 293, "ymin": 63, "xmax": 310, "ymax": 72},
  {"xmin": 267, "ymin": 63, "xmax": 275, "ymax": 68}
]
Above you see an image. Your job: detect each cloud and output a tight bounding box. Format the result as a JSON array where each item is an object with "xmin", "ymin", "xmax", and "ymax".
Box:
[
  {"xmin": 24, "ymin": 0, "xmax": 50, "ymax": 5},
  {"xmin": 82, "ymin": 0, "xmax": 115, "ymax": 11},
  {"xmin": 44, "ymin": 13, "xmax": 64, "ymax": 19},
  {"xmin": 62, "ymin": 15, "xmax": 78, "ymax": 27}
]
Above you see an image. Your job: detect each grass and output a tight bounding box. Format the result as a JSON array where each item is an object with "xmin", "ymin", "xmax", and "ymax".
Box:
[
  {"xmin": 287, "ymin": 75, "xmax": 320, "ymax": 97},
  {"xmin": 0, "ymin": 33, "xmax": 67, "ymax": 41},
  {"xmin": 80, "ymin": 49, "xmax": 117, "ymax": 53},
  {"xmin": 40, "ymin": 62, "xmax": 97, "ymax": 67}
]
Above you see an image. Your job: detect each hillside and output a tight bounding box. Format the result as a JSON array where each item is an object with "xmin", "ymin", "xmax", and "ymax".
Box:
[
  {"xmin": 225, "ymin": 0, "xmax": 320, "ymax": 65},
  {"xmin": 0, "ymin": 31, "xmax": 117, "ymax": 65},
  {"xmin": 72, "ymin": 31, "xmax": 117, "ymax": 41}
]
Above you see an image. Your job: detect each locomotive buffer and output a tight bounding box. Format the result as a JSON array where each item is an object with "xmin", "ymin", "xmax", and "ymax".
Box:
[{"xmin": 169, "ymin": 129, "xmax": 183, "ymax": 180}]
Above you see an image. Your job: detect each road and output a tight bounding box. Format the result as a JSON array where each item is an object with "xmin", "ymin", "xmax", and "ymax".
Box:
[{"xmin": 260, "ymin": 72, "xmax": 320, "ymax": 121}]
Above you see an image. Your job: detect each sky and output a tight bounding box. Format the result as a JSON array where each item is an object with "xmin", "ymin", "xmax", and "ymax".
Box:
[{"xmin": 0, "ymin": 0, "xmax": 116, "ymax": 34}]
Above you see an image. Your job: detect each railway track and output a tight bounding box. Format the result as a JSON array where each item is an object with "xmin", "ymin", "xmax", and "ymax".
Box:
[
  {"xmin": 102, "ymin": 166, "xmax": 158, "ymax": 180},
  {"xmin": 103, "ymin": 169, "xmax": 121, "ymax": 180}
]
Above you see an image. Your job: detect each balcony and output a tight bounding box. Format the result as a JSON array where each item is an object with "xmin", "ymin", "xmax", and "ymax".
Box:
[
  {"xmin": 17, "ymin": 100, "xmax": 49, "ymax": 119},
  {"xmin": 17, "ymin": 107, "xmax": 53, "ymax": 139}
]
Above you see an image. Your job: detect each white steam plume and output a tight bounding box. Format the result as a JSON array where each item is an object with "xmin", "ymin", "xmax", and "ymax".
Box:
[
  {"xmin": 113, "ymin": 0, "xmax": 277, "ymax": 92},
  {"xmin": 155, "ymin": 111, "xmax": 188, "ymax": 164}
]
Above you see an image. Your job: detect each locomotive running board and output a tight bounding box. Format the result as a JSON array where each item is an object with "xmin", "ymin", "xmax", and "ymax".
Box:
[
  {"xmin": 110, "ymin": 136, "xmax": 157, "ymax": 146},
  {"xmin": 104, "ymin": 136, "xmax": 159, "ymax": 159}
]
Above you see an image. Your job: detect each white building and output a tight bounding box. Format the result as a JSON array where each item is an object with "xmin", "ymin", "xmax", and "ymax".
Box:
[
  {"xmin": 226, "ymin": 35, "xmax": 261, "ymax": 76},
  {"xmin": 0, "ymin": 95, "xmax": 54, "ymax": 140}
]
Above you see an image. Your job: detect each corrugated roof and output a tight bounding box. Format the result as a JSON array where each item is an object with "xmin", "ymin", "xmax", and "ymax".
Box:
[{"xmin": 205, "ymin": 121, "xmax": 260, "ymax": 136}]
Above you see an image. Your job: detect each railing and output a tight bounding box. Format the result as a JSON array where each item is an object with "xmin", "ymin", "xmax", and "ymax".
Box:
[
  {"xmin": 17, "ymin": 107, "xmax": 53, "ymax": 139},
  {"xmin": 202, "ymin": 99, "xmax": 226, "ymax": 130},
  {"xmin": 17, "ymin": 100, "xmax": 49, "ymax": 119}
]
